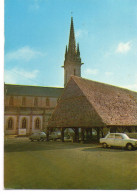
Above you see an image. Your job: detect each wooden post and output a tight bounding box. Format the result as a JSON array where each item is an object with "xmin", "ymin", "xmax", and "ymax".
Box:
[
  {"xmin": 97, "ymin": 128, "xmax": 100, "ymax": 142},
  {"xmin": 61, "ymin": 128, "xmax": 64, "ymax": 142},
  {"xmin": 46, "ymin": 128, "xmax": 49, "ymax": 141},
  {"xmin": 81, "ymin": 128, "xmax": 85, "ymax": 142},
  {"xmin": 75, "ymin": 128, "xmax": 79, "ymax": 143},
  {"xmin": 89, "ymin": 128, "xmax": 93, "ymax": 139}
]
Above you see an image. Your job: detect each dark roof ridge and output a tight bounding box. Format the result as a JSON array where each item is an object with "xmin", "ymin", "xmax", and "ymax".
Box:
[{"xmin": 4, "ymin": 83, "xmax": 64, "ymax": 89}]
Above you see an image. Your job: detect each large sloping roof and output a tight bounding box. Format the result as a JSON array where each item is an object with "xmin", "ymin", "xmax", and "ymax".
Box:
[
  {"xmin": 48, "ymin": 76, "xmax": 137, "ymax": 128},
  {"xmin": 5, "ymin": 84, "xmax": 64, "ymax": 98}
]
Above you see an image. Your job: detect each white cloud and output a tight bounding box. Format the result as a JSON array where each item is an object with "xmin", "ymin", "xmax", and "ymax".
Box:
[
  {"xmin": 105, "ymin": 72, "xmax": 113, "ymax": 76},
  {"xmin": 4, "ymin": 67, "xmax": 39, "ymax": 84},
  {"xmin": 116, "ymin": 41, "xmax": 131, "ymax": 53},
  {"xmin": 5, "ymin": 46, "xmax": 46, "ymax": 62},
  {"xmin": 84, "ymin": 68, "xmax": 98, "ymax": 75},
  {"xmin": 122, "ymin": 84, "xmax": 137, "ymax": 92},
  {"xmin": 75, "ymin": 29, "xmax": 88, "ymax": 39}
]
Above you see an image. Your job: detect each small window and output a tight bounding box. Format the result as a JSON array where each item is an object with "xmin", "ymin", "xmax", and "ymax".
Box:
[
  {"xmin": 22, "ymin": 118, "xmax": 26, "ymax": 128},
  {"xmin": 9, "ymin": 96, "xmax": 14, "ymax": 106},
  {"xmin": 22, "ymin": 97, "xmax": 26, "ymax": 106},
  {"xmin": 107, "ymin": 134, "xmax": 115, "ymax": 138},
  {"xmin": 35, "ymin": 118, "xmax": 40, "ymax": 129},
  {"xmin": 46, "ymin": 97, "xmax": 50, "ymax": 106},
  {"xmin": 34, "ymin": 98, "xmax": 38, "ymax": 106},
  {"xmin": 115, "ymin": 134, "xmax": 123, "ymax": 139},
  {"xmin": 8, "ymin": 118, "xmax": 13, "ymax": 129}
]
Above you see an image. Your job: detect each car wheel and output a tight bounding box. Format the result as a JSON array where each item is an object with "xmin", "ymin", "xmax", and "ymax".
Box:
[
  {"xmin": 102, "ymin": 143, "xmax": 108, "ymax": 148},
  {"xmin": 126, "ymin": 143, "xmax": 134, "ymax": 151}
]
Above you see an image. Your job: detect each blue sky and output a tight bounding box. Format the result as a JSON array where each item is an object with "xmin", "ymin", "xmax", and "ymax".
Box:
[{"xmin": 4, "ymin": 0, "xmax": 137, "ymax": 91}]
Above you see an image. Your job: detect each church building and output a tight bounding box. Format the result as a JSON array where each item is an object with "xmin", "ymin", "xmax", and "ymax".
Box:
[{"xmin": 4, "ymin": 17, "xmax": 81, "ymax": 135}]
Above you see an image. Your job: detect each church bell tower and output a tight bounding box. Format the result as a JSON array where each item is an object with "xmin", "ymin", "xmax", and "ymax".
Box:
[{"xmin": 62, "ymin": 17, "xmax": 83, "ymax": 87}]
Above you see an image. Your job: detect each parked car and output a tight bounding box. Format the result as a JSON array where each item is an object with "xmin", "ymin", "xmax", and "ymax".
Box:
[
  {"xmin": 100, "ymin": 133, "xmax": 137, "ymax": 150},
  {"xmin": 29, "ymin": 132, "xmax": 46, "ymax": 141},
  {"xmin": 49, "ymin": 131, "xmax": 61, "ymax": 141}
]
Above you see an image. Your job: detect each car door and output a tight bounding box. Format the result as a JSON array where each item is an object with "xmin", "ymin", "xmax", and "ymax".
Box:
[
  {"xmin": 114, "ymin": 134, "xmax": 124, "ymax": 147},
  {"xmin": 106, "ymin": 134, "xmax": 115, "ymax": 146}
]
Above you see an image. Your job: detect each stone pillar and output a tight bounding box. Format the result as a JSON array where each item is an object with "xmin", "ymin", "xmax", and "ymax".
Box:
[
  {"xmin": 30, "ymin": 114, "xmax": 32, "ymax": 135},
  {"xmin": 16, "ymin": 114, "xmax": 19, "ymax": 135}
]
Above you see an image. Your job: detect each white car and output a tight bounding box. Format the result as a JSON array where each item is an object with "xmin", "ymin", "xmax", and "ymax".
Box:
[{"xmin": 100, "ymin": 133, "xmax": 137, "ymax": 150}]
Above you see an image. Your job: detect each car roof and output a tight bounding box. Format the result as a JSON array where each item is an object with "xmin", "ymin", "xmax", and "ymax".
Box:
[{"xmin": 108, "ymin": 133, "xmax": 125, "ymax": 135}]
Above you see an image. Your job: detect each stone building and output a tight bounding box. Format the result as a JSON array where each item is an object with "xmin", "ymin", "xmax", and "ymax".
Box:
[
  {"xmin": 4, "ymin": 84, "xmax": 63, "ymax": 135},
  {"xmin": 4, "ymin": 17, "xmax": 82, "ymax": 135}
]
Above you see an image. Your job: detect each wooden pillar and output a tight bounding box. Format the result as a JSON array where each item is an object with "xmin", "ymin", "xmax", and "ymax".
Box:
[
  {"xmin": 46, "ymin": 128, "xmax": 50, "ymax": 141},
  {"xmin": 97, "ymin": 128, "xmax": 100, "ymax": 142},
  {"xmin": 89, "ymin": 129, "xmax": 93, "ymax": 138},
  {"xmin": 61, "ymin": 128, "xmax": 64, "ymax": 142},
  {"xmin": 81, "ymin": 128, "xmax": 85, "ymax": 142},
  {"xmin": 75, "ymin": 128, "xmax": 79, "ymax": 143},
  {"xmin": 100, "ymin": 128, "xmax": 104, "ymax": 138}
]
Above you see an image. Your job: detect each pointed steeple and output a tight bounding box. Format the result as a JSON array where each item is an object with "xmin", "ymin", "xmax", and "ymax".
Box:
[
  {"xmin": 77, "ymin": 43, "xmax": 80, "ymax": 57},
  {"xmin": 65, "ymin": 45, "xmax": 67, "ymax": 55},
  {"xmin": 68, "ymin": 17, "xmax": 76, "ymax": 55},
  {"xmin": 63, "ymin": 17, "xmax": 83, "ymax": 87}
]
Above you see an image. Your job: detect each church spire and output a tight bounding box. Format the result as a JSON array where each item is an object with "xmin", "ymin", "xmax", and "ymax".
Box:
[
  {"xmin": 68, "ymin": 17, "xmax": 76, "ymax": 55},
  {"xmin": 63, "ymin": 17, "xmax": 83, "ymax": 87}
]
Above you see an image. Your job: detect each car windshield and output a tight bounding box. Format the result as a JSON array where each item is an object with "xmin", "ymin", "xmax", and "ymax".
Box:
[
  {"xmin": 122, "ymin": 134, "xmax": 129, "ymax": 139},
  {"xmin": 41, "ymin": 132, "xmax": 46, "ymax": 135}
]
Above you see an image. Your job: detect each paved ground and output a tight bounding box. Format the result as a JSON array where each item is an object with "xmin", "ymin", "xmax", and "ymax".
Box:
[{"xmin": 4, "ymin": 137, "xmax": 137, "ymax": 190}]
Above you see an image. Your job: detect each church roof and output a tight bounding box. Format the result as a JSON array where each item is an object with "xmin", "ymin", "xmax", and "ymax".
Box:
[
  {"xmin": 48, "ymin": 76, "xmax": 137, "ymax": 128},
  {"xmin": 5, "ymin": 84, "xmax": 64, "ymax": 98}
]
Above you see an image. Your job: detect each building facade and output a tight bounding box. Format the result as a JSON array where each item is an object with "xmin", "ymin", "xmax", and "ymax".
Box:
[
  {"xmin": 4, "ymin": 17, "xmax": 82, "ymax": 135},
  {"xmin": 4, "ymin": 84, "xmax": 63, "ymax": 135}
]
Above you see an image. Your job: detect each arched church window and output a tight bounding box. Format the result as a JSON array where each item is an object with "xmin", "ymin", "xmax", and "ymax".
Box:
[
  {"xmin": 8, "ymin": 118, "xmax": 13, "ymax": 129},
  {"xmin": 9, "ymin": 96, "xmax": 14, "ymax": 106},
  {"xmin": 22, "ymin": 97, "xmax": 26, "ymax": 106},
  {"xmin": 34, "ymin": 97, "xmax": 38, "ymax": 107},
  {"xmin": 35, "ymin": 118, "xmax": 40, "ymax": 129},
  {"xmin": 46, "ymin": 97, "xmax": 50, "ymax": 106},
  {"xmin": 22, "ymin": 118, "xmax": 26, "ymax": 128}
]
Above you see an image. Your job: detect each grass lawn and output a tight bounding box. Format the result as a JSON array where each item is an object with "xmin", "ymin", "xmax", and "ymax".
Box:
[{"xmin": 4, "ymin": 137, "xmax": 137, "ymax": 190}]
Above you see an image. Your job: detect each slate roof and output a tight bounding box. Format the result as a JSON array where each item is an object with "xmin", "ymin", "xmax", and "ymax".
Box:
[
  {"xmin": 48, "ymin": 76, "xmax": 137, "ymax": 128},
  {"xmin": 4, "ymin": 84, "xmax": 64, "ymax": 98}
]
